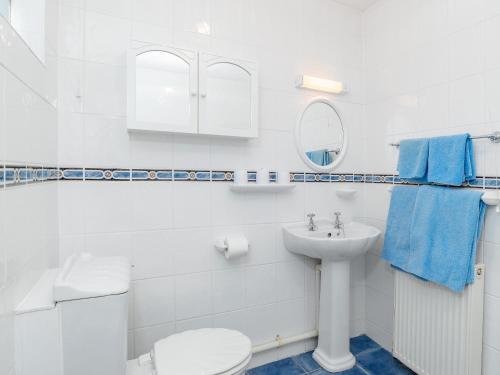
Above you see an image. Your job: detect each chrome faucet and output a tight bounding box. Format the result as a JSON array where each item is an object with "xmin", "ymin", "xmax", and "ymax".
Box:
[
  {"xmin": 333, "ymin": 212, "xmax": 345, "ymax": 237},
  {"xmin": 307, "ymin": 213, "xmax": 318, "ymax": 231}
]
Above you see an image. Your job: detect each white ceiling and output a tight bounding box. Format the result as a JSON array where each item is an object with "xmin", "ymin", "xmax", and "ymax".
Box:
[{"xmin": 334, "ymin": 0, "xmax": 379, "ymax": 11}]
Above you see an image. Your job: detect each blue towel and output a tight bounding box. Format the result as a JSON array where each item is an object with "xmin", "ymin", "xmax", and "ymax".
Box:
[
  {"xmin": 381, "ymin": 185, "xmax": 418, "ymax": 269},
  {"xmin": 383, "ymin": 185, "xmax": 486, "ymax": 292},
  {"xmin": 306, "ymin": 149, "xmax": 332, "ymax": 166},
  {"xmin": 397, "ymin": 138, "xmax": 429, "ymax": 182},
  {"xmin": 427, "ymin": 134, "xmax": 476, "ymax": 186},
  {"xmin": 407, "ymin": 186, "xmax": 485, "ymax": 292}
]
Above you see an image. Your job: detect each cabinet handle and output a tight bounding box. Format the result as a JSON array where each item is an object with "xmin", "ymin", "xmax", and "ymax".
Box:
[
  {"xmin": 191, "ymin": 91, "xmax": 197, "ymax": 97},
  {"xmin": 200, "ymin": 93, "xmax": 207, "ymax": 98}
]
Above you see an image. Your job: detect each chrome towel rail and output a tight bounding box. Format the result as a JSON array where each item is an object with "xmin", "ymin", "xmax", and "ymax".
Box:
[{"xmin": 389, "ymin": 131, "xmax": 500, "ymax": 147}]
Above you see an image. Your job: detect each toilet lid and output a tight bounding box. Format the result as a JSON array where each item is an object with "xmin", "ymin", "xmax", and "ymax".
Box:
[{"xmin": 153, "ymin": 328, "xmax": 252, "ymax": 375}]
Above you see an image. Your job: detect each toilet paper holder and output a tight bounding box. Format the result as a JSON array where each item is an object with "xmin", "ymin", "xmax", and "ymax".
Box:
[
  {"xmin": 214, "ymin": 238, "xmax": 250, "ymax": 251},
  {"xmin": 214, "ymin": 238, "xmax": 229, "ymax": 252},
  {"xmin": 214, "ymin": 236, "xmax": 250, "ymax": 259}
]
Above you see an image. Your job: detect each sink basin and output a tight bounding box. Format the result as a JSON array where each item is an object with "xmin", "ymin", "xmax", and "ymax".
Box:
[
  {"xmin": 282, "ymin": 218, "xmax": 381, "ymax": 373},
  {"xmin": 283, "ymin": 219, "xmax": 380, "ymax": 262}
]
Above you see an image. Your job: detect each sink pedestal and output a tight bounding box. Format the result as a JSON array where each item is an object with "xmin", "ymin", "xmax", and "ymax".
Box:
[
  {"xmin": 282, "ymin": 220, "xmax": 381, "ymax": 372},
  {"xmin": 313, "ymin": 260, "xmax": 355, "ymax": 372}
]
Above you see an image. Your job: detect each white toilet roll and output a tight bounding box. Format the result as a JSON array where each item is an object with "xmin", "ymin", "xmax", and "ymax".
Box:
[{"xmin": 223, "ymin": 236, "xmax": 249, "ymax": 259}]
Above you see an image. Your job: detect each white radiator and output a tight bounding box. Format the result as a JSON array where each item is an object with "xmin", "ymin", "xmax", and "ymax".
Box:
[{"xmin": 393, "ymin": 265, "xmax": 485, "ymax": 375}]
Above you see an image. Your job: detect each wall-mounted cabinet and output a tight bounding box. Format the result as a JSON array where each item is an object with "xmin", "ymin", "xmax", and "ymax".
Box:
[{"xmin": 127, "ymin": 45, "xmax": 258, "ymax": 138}]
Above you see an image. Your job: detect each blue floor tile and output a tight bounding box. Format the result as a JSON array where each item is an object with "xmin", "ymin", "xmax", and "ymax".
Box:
[
  {"xmin": 309, "ymin": 365, "xmax": 367, "ymax": 375},
  {"xmin": 356, "ymin": 348, "xmax": 415, "ymax": 375},
  {"xmin": 247, "ymin": 358, "xmax": 306, "ymax": 375},
  {"xmin": 292, "ymin": 351, "xmax": 320, "ymax": 372},
  {"xmin": 350, "ymin": 335, "xmax": 381, "ymax": 356},
  {"xmin": 248, "ymin": 336, "xmax": 414, "ymax": 375}
]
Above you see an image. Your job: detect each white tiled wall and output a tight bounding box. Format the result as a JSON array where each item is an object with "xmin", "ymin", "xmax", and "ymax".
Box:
[
  {"xmin": 0, "ymin": 1, "xmax": 59, "ymax": 374},
  {"xmin": 56, "ymin": 0, "xmax": 366, "ymax": 367},
  {"xmin": 362, "ymin": 0, "xmax": 500, "ymax": 372}
]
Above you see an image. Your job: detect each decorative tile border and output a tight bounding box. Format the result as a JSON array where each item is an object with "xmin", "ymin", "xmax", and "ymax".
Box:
[
  {"xmin": 0, "ymin": 165, "xmax": 59, "ymax": 187},
  {"xmin": 2, "ymin": 166, "xmax": 500, "ymax": 191}
]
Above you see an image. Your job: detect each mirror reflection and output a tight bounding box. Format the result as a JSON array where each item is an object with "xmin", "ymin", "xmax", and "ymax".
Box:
[
  {"xmin": 297, "ymin": 100, "xmax": 345, "ymax": 171},
  {"xmin": 136, "ymin": 50, "xmax": 192, "ymax": 128}
]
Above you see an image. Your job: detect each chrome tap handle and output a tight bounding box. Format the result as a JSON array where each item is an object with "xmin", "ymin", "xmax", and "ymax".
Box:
[
  {"xmin": 333, "ymin": 212, "xmax": 343, "ymax": 228},
  {"xmin": 307, "ymin": 213, "xmax": 317, "ymax": 231}
]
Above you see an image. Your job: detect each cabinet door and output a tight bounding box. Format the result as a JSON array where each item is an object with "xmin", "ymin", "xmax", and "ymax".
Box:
[
  {"xmin": 128, "ymin": 46, "xmax": 198, "ymax": 134},
  {"xmin": 198, "ymin": 53, "xmax": 258, "ymax": 138}
]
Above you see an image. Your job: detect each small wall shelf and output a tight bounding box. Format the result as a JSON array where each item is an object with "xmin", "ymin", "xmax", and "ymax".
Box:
[
  {"xmin": 229, "ymin": 184, "xmax": 296, "ymax": 193},
  {"xmin": 481, "ymin": 190, "xmax": 500, "ymax": 207},
  {"xmin": 335, "ymin": 188, "xmax": 357, "ymax": 199}
]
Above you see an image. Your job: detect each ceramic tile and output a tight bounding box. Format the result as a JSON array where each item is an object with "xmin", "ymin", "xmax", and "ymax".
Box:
[
  {"xmin": 276, "ymin": 261, "xmax": 305, "ymax": 302},
  {"xmin": 350, "ymin": 335, "xmax": 381, "ymax": 356},
  {"xmin": 175, "ymin": 272, "xmax": 212, "ymax": 320},
  {"xmin": 131, "ymin": 182, "xmax": 173, "ymax": 230},
  {"xmin": 309, "ymin": 368, "xmax": 366, "ymax": 375},
  {"xmin": 357, "ymin": 348, "xmax": 415, "ymax": 375},
  {"xmin": 86, "ymin": 0, "xmax": 131, "ymax": 18},
  {"xmin": 245, "ymin": 264, "xmax": 276, "ymax": 307},
  {"xmin": 291, "ymin": 351, "xmax": 319, "ymax": 372},
  {"xmin": 84, "ymin": 11, "xmax": 131, "ymax": 66},
  {"xmin": 133, "ymin": 276, "xmax": 175, "ymax": 328},
  {"xmin": 131, "ymin": 231, "xmax": 174, "ymax": 280},
  {"xmin": 84, "ymin": 63, "xmax": 127, "ymax": 117},
  {"xmin": 212, "ymin": 268, "xmax": 245, "ymax": 313},
  {"xmin": 247, "ymin": 358, "xmax": 305, "ymax": 375},
  {"xmin": 59, "ymin": 5, "xmax": 85, "ymax": 59}
]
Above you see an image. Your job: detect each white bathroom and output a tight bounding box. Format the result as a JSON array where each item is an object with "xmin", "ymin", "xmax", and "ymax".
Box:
[{"xmin": 1, "ymin": 0, "xmax": 500, "ymax": 374}]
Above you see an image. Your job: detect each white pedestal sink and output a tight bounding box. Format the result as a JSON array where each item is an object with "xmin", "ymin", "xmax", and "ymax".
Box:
[{"xmin": 282, "ymin": 218, "xmax": 380, "ymax": 373}]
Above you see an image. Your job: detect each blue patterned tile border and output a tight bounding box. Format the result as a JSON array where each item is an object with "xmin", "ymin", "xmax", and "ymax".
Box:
[
  {"xmin": 305, "ymin": 173, "xmax": 316, "ymax": 182},
  {"xmin": 60, "ymin": 168, "xmax": 84, "ymax": 180},
  {"xmin": 4, "ymin": 167, "xmax": 18, "ymax": 185},
  {"xmin": 467, "ymin": 177, "xmax": 484, "ymax": 188},
  {"xmin": 211, "ymin": 171, "xmax": 232, "ymax": 181},
  {"xmin": 3, "ymin": 166, "xmax": 500, "ymax": 191},
  {"xmin": 156, "ymin": 171, "xmax": 174, "ymax": 180},
  {"xmin": 485, "ymin": 178, "xmax": 500, "ymax": 188},
  {"xmin": 354, "ymin": 174, "xmax": 364, "ymax": 182},
  {"xmin": 131, "ymin": 170, "xmax": 150, "ymax": 180},
  {"xmin": 1, "ymin": 165, "xmax": 60, "ymax": 187},
  {"xmin": 18, "ymin": 167, "xmax": 34, "ymax": 183},
  {"xmin": 319, "ymin": 174, "xmax": 331, "ymax": 182},
  {"xmin": 291, "ymin": 173, "xmax": 305, "ymax": 182},
  {"xmin": 85, "ymin": 169, "xmax": 105, "ymax": 180}
]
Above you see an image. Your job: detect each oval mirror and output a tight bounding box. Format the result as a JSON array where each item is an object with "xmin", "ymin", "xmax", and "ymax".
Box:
[{"xmin": 295, "ymin": 98, "xmax": 346, "ymax": 172}]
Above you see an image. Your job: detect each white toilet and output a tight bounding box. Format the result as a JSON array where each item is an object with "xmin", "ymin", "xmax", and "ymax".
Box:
[{"xmin": 14, "ymin": 253, "xmax": 252, "ymax": 375}]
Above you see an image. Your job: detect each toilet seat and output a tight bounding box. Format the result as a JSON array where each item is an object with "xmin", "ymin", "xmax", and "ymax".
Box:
[{"xmin": 153, "ymin": 328, "xmax": 252, "ymax": 375}]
